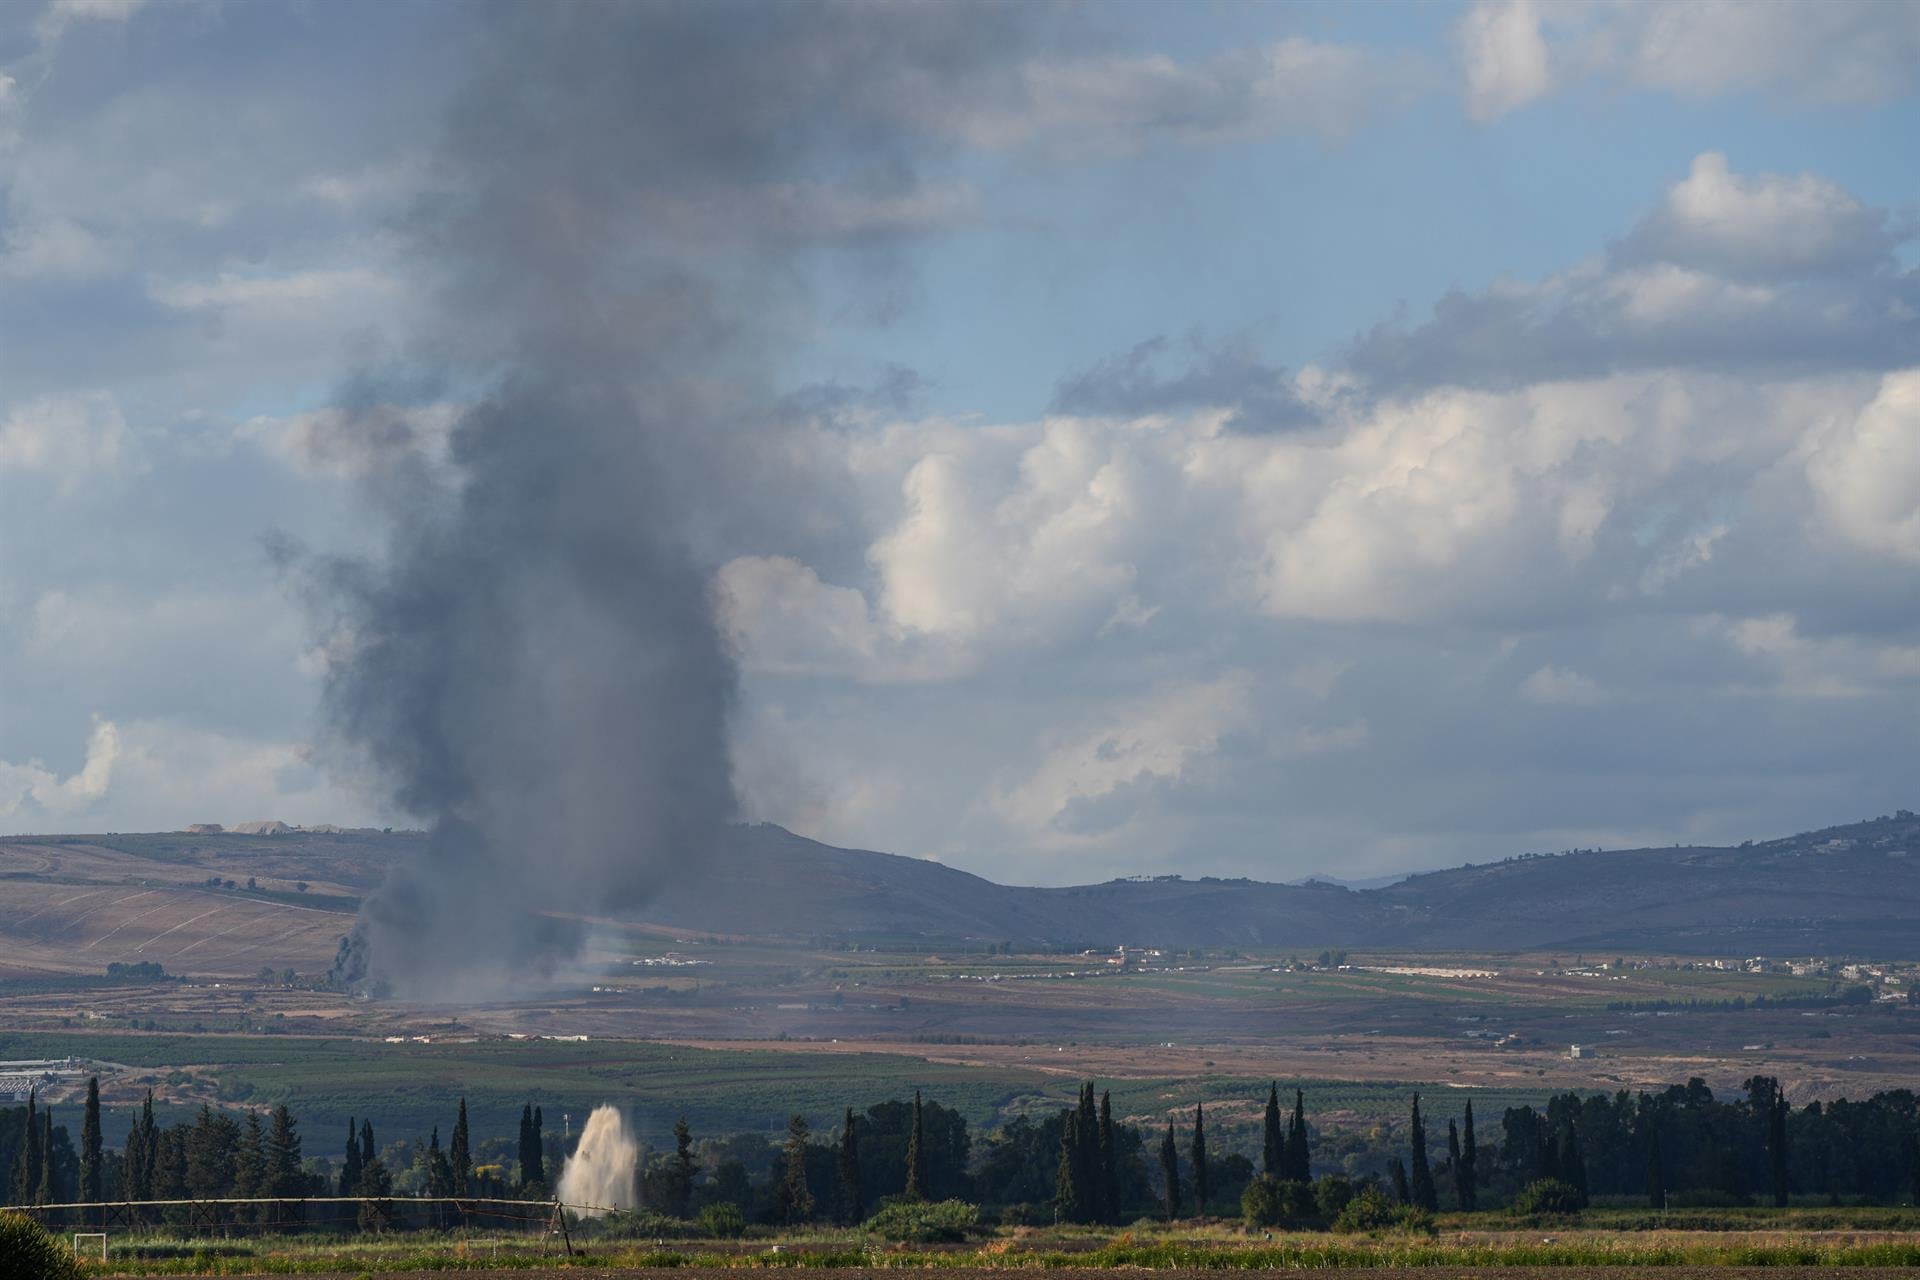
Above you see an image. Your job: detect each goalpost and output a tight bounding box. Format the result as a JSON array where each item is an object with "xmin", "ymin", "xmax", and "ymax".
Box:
[{"xmin": 73, "ymin": 1232, "xmax": 107, "ymax": 1261}]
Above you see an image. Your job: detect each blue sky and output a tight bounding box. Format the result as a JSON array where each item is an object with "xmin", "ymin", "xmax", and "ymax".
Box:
[{"xmin": 2, "ymin": 0, "xmax": 1917, "ymax": 887}]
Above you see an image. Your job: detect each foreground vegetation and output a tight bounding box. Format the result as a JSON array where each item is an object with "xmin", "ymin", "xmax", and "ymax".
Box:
[{"xmin": 13, "ymin": 1214, "xmax": 1920, "ymax": 1278}]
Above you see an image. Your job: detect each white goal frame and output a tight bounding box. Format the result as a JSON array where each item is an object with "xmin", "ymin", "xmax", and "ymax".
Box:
[{"xmin": 73, "ymin": 1231, "xmax": 107, "ymax": 1260}]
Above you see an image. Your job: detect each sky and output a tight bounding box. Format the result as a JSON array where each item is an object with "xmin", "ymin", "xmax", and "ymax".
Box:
[{"xmin": 2, "ymin": 0, "xmax": 1917, "ymax": 886}]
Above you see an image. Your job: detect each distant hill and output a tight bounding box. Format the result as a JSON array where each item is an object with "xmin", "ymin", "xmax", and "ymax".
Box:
[
  {"xmin": 647, "ymin": 814, "xmax": 1920, "ymax": 955},
  {"xmin": 3, "ymin": 812, "xmax": 1916, "ymax": 961}
]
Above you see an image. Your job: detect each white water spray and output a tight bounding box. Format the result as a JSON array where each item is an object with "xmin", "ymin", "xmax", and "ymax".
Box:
[{"xmin": 556, "ymin": 1104, "xmax": 638, "ymax": 1215}]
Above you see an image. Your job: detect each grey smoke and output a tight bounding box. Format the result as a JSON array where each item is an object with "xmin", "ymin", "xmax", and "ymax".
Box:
[{"xmin": 293, "ymin": 2, "xmax": 1035, "ymax": 998}]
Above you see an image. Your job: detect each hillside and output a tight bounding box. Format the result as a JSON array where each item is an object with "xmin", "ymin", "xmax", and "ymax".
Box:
[{"xmin": 1, "ymin": 812, "xmax": 1915, "ymax": 977}]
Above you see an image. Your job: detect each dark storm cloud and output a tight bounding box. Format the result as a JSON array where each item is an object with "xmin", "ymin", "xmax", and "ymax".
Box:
[{"xmin": 291, "ymin": 2, "xmax": 1039, "ymax": 998}]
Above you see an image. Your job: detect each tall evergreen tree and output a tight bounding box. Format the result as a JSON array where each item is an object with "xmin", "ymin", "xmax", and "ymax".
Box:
[
  {"xmin": 1261, "ymin": 1083, "xmax": 1283, "ymax": 1178},
  {"xmin": 1769, "ymin": 1094, "xmax": 1790, "ymax": 1208},
  {"xmin": 1447, "ymin": 1120, "xmax": 1462, "ymax": 1208},
  {"xmin": 9, "ymin": 1089, "xmax": 39, "ymax": 1205},
  {"xmin": 1159, "ymin": 1123, "xmax": 1181, "ymax": 1221},
  {"xmin": 338, "ymin": 1117, "xmax": 362, "ymax": 1196},
  {"xmin": 1458, "ymin": 1101, "xmax": 1478, "ymax": 1212},
  {"xmin": 1408, "ymin": 1094, "xmax": 1438, "ymax": 1211},
  {"xmin": 838, "ymin": 1108, "xmax": 862, "ymax": 1224},
  {"xmin": 1559, "ymin": 1122, "xmax": 1589, "ymax": 1207},
  {"xmin": 186, "ymin": 1104, "xmax": 240, "ymax": 1201},
  {"xmin": 530, "ymin": 1106, "xmax": 546, "ymax": 1186},
  {"xmin": 518, "ymin": 1105, "xmax": 535, "ymax": 1186},
  {"xmin": 426, "ymin": 1128, "xmax": 452, "ymax": 1198},
  {"xmin": 79, "ymin": 1077, "xmax": 103, "ymax": 1210},
  {"xmin": 1389, "ymin": 1156, "xmax": 1410, "ymax": 1205},
  {"xmin": 359, "ymin": 1118, "xmax": 375, "ymax": 1172},
  {"xmin": 449, "ymin": 1099, "xmax": 472, "ymax": 1195},
  {"xmin": 1645, "ymin": 1125, "xmax": 1665, "ymax": 1210},
  {"xmin": 267, "ymin": 1104, "xmax": 304, "ymax": 1225},
  {"xmin": 1053, "ymin": 1108, "xmax": 1082, "ymax": 1223},
  {"xmin": 1287, "ymin": 1088, "xmax": 1311, "ymax": 1181},
  {"xmin": 34, "ymin": 1109, "xmax": 54, "ymax": 1206},
  {"xmin": 121, "ymin": 1116, "xmax": 147, "ymax": 1205},
  {"xmin": 153, "ymin": 1126, "xmax": 187, "ymax": 1201},
  {"xmin": 1190, "ymin": 1103, "xmax": 1209, "ymax": 1217},
  {"xmin": 1098, "ymin": 1090, "xmax": 1118, "ymax": 1225},
  {"xmin": 235, "ymin": 1111, "xmax": 267, "ymax": 1224},
  {"xmin": 904, "ymin": 1090, "xmax": 926, "ymax": 1201},
  {"xmin": 669, "ymin": 1116, "xmax": 695, "ymax": 1218},
  {"xmin": 1076, "ymin": 1083, "xmax": 1102, "ymax": 1224},
  {"xmin": 776, "ymin": 1113, "xmax": 813, "ymax": 1224}
]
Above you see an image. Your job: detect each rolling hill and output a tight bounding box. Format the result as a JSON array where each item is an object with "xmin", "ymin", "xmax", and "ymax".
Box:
[{"xmin": 1, "ymin": 812, "xmax": 1915, "ymax": 978}]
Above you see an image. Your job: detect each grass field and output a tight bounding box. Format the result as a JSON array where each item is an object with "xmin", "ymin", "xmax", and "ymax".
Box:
[{"xmin": 36, "ymin": 1216, "xmax": 1920, "ymax": 1276}]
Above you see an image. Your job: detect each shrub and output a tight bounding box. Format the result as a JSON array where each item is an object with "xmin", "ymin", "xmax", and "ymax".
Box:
[
  {"xmin": 1511, "ymin": 1178, "xmax": 1585, "ymax": 1216},
  {"xmin": 863, "ymin": 1198, "xmax": 980, "ymax": 1243},
  {"xmin": 1331, "ymin": 1185, "xmax": 1396, "ymax": 1234},
  {"xmin": 1392, "ymin": 1204, "xmax": 1438, "ymax": 1235},
  {"xmin": 698, "ymin": 1201, "xmax": 746, "ymax": 1238},
  {"xmin": 1242, "ymin": 1176, "xmax": 1316, "ymax": 1228},
  {"xmin": 0, "ymin": 1212, "xmax": 82, "ymax": 1280},
  {"xmin": 1314, "ymin": 1174, "xmax": 1355, "ymax": 1220}
]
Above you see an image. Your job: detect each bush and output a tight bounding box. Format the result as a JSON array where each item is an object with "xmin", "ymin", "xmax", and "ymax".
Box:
[
  {"xmin": 1242, "ymin": 1175, "xmax": 1316, "ymax": 1228},
  {"xmin": 1331, "ymin": 1185, "xmax": 1396, "ymax": 1234},
  {"xmin": 1314, "ymin": 1174, "xmax": 1355, "ymax": 1220},
  {"xmin": 698, "ymin": 1201, "xmax": 746, "ymax": 1238},
  {"xmin": 0, "ymin": 1212, "xmax": 82, "ymax": 1280},
  {"xmin": 863, "ymin": 1198, "xmax": 980, "ymax": 1243},
  {"xmin": 1511, "ymin": 1178, "xmax": 1586, "ymax": 1216},
  {"xmin": 1392, "ymin": 1204, "xmax": 1437, "ymax": 1235}
]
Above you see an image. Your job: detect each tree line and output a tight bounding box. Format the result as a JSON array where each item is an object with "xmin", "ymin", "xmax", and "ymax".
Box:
[{"xmin": 7, "ymin": 1073, "xmax": 1920, "ymax": 1232}]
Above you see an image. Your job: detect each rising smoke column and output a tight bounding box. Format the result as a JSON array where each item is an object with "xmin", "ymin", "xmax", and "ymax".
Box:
[{"xmin": 300, "ymin": 3, "xmax": 1030, "ymax": 999}]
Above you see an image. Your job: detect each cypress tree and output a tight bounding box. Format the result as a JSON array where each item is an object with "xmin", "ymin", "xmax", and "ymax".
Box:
[
  {"xmin": 122, "ymin": 1116, "xmax": 147, "ymax": 1205},
  {"xmin": 9, "ymin": 1089, "xmax": 38, "ymax": 1205},
  {"xmin": 34, "ymin": 1109, "xmax": 54, "ymax": 1206},
  {"xmin": 1390, "ymin": 1156, "xmax": 1410, "ymax": 1204},
  {"xmin": 838, "ymin": 1108, "xmax": 862, "ymax": 1224},
  {"xmin": 530, "ymin": 1107, "xmax": 545, "ymax": 1186},
  {"xmin": 1908, "ymin": 1133, "xmax": 1920, "ymax": 1207},
  {"xmin": 518, "ymin": 1105, "xmax": 534, "ymax": 1186},
  {"xmin": 338, "ymin": 1118, "xmax": 362, "ymax": 1196},
  {"xmin": 1053, "ymin": 1108, "xmax": 1081, "ymax": 1223},
  {"xmin": 1769, "ymin": 1094, "xmax": 1789, "ymax": 1207},
  {"xmin": 1459, "ymin": 1100, "xmax": 1478, "ymax": 1212},
  {"xmin": 1288, "ymin": 1088, "xmax": 1311, "ymax": 1182},
  {"xmin": 1447, "ymin": 1120, "xmax": 1462, "ymax": 1208},
  {"xmin": 80, "ymin": 1077, "xmax": 103, "ymax": 1209},
  {"xmin": 1646, "ymin": 1125, "xmax": 1665, "ymax": 1209},
  {"xmin": 1098, "ymin": 1090, "xmax": 1117, "ymax": 1224},
  {"xmin": 359, "ymin": 1118, "xmax": 375, "ymax": 1171},
  {"xmin": 1262, "ymin": 1083, "xmax": 1283, "ymax": 1177},
  {"xmin": 776, "ymin": 1113, "xmax": 813, "ymax": 1224},
  {"xmin": 1409, "ymin": 1094, "xmax": 1437, "ymax": 1211},
  {"xmin": 450, "ymin": 1099, "xmax": 472, "ymax": 1195},
  {"xmin": 904, "ymin": 1090, "xmax": 926, "ymax": 1201},
  {"xmin": 1159, "ymin": 1123, "xmax": 1181, "ymax": 1221},
  {"xmin": 1074, "ymin": 1083, "xmax": 1100, "ymax": 1223},
  {"xmin": 1191, "ymin": 1103, "xmax": 1209, "ymax": 1217},
  {"xmin": 670, "ymin": 1116, "xmax": 695, "ymax": 1217}
]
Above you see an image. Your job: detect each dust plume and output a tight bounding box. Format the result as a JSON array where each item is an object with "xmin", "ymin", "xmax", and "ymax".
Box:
[
  {"xmin": 290, "ymin": 3, "xmax": 1036, "ymax": 998},
  {"xmin": 556, "ymin": 1105, "xmax": 638, "ymax": 1215}
]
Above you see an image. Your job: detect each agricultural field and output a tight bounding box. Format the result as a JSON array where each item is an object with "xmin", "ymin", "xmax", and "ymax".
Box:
[{"xmin": 23, "ymin": 1215, "xmax": 1920, "ymax": 1278}]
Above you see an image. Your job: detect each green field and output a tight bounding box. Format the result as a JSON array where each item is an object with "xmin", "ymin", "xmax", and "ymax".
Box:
[{"xmin": 0, "ymin": 1030, "xmax": 1552, "ymax": 1152}]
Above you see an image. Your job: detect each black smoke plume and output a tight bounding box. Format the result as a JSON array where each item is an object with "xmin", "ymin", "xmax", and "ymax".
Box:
[{"xmin": 295, "ymin": 2, "xmax": 1030, "ymax": 998}]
